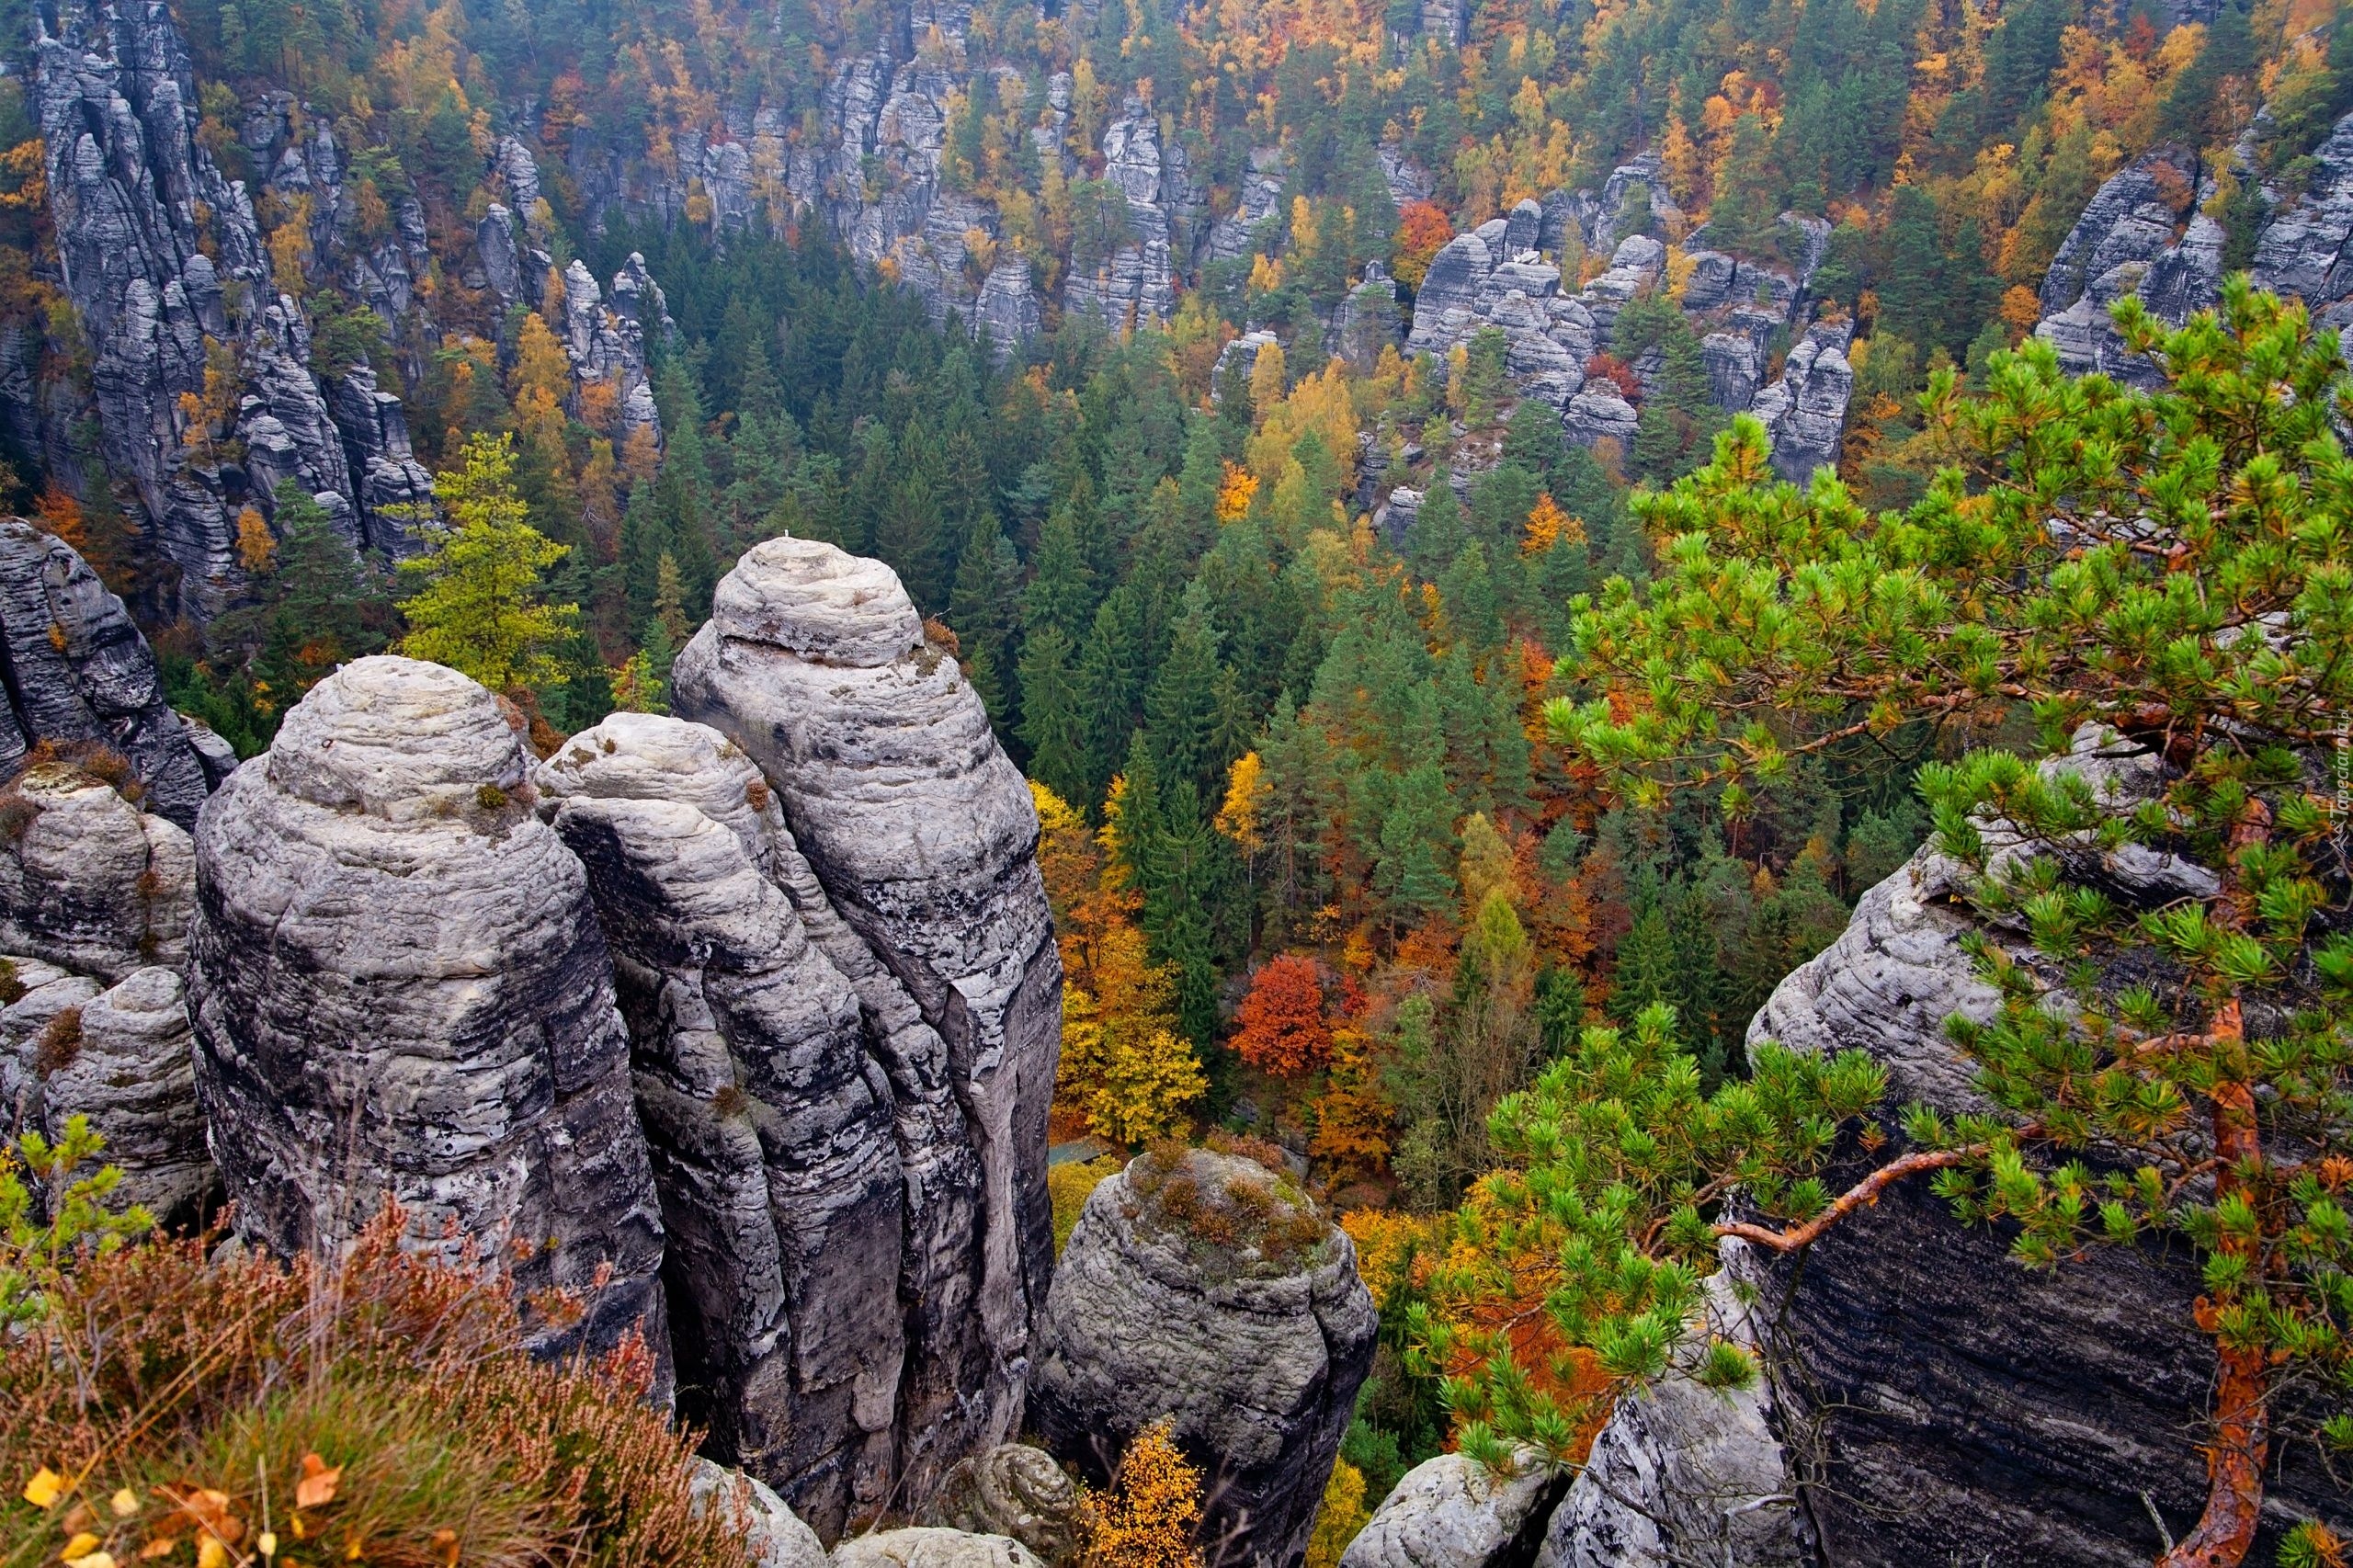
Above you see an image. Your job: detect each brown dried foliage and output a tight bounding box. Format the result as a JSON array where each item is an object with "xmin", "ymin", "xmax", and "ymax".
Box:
[{"xmin": 1, "ymin": 1205, "xmax": 753, "ymax": 1568}]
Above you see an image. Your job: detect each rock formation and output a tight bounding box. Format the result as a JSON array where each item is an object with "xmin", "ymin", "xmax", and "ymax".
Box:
[
  {"xmin": 834, "ymin": 1529, "xmax": 1045, "ymax": 1568},
  {"xmin": 534, "ymin": 712, "xmax": 906, "ymax": 1528},
  {"xmin": 32, "ymin": 0, "xmax": 437, "ymax": 615},
  {"xmin": 9, "ymin": 964, "xmax": 213, "ymax": 1226},
  {"xmin": 1339, "ymin": 1450, "xmax": 1565, "ymax": 1568},
  {"xmin": 918, "ymin": 1445, "xmax": 1081, "ymax": 1566},
  {"xmin": 0, "ymin": 761, "xmax": 194, "ymax": 982},
  {"xmin": 1749, "ymin": 318, "xmax": 1856, "ymax": 483},
  {"xmin": 0, "ymin": 519, "xmax": 223, "ymax": 828},
  {"xmin": 1028, "ymin": 1147, "xmax": 1377, "ymax": 1568},
  {"xmin": 672, "ymin": 535, "xmax": 1062, "ymax": 1515},
  {"xmin": 2252, "ymin": 109, "xmax": 2353, "ymax": 343},
  {"xmin": 187, "ymin": 656, "xmax": 668, "ymax": 1362},
  {"xmin": 690, "ymin": 1460, "xmax": 832, "ymax": 1568},
  {"xmin": 2032, "ymin": 149, "xmax": 2222, "ymax": 384}
]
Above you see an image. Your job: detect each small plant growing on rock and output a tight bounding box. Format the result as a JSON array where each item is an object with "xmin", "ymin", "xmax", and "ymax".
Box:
[{"xmin": 475, "ymin": 782, "xmax": 509, "ymax": 811}]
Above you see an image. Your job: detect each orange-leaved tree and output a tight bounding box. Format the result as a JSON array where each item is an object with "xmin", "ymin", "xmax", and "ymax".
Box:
[{"xmin": 1232, "ymin": 953, "xmax": 1334, "ymax": 1076}]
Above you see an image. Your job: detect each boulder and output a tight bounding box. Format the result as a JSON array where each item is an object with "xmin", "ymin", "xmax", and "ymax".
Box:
[
  {"xmin": 1028, "ymin": 1147, "xmax": 1378, "ymax": 1568},
  {"xmin": 690, "ymin": 1460, "xmax": 831, "ymax": 1568},
  {"xmin": 1339, "ymin": 1450, "xmax": 1565, "ymax": 1568},
  {"xmin": 919, "ymin": 1444, "xmax": 1081, "ymax": 1566},
  {"xmin": 833, "ymin": 1529, "xmax": 1043, "ymax": 1568},
  {"xmin": 20, "ymin": 965, "xmax": 212, "ymax": 1225},
  {"xmin": 187, "ymin": 655, "xmax": 667, "ymax": 1363},
  {"xmin": 535, "ymin": 712, "xmax": 906, "ymax": 1526},
  {"xmin": 0, "ymin": 763, "xmax": 193, "ymax": 982},
  {"xmin": 673, "ymin": 537, "xmax": 1061, "ymax": 1513}
]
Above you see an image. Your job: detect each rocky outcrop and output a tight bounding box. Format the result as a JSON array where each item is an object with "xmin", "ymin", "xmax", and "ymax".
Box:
[
  {"xmin": 7, "ymin": 963, "xmax": 214, "ymax": 1225},
  {"xmin": 690, "ymin": 1460, "xmax": 831, "ymax": 1568},
  {"xmin": 1063, "ymin": 101, "xmax": 1200, "ymax": 331},
  {"xmin": 0, "ymin": 763, "xmax": 193, "ymax": 982},
  {"xmin": 533, "ymin": 712, "xmax": 907, "ymax": 1529},
  {"xmin": 0, "ymin": 519, "xmax": 220, "ymax": 829},
  {"xmin": 2033, "ymin": 150, "xmax": 2220, "ymax": 385},
  {"xmin": 1749, "ymin": 318, "xmax": 1855, "ymax": 483},
  {"xmin": 1028, "ymin": 1148, "xmax": 1377, "ymax": 1568},
  {"xmin": 1339, "ymin": 1450, "xmax": 1566, "ymax": 1568},
  {"xmin": 918, "ymin": 1445, "xmax": 1081, "ymax": 1566},
  {"xmin": 33, "ymin": 0, "xmax": 437, "ymax": 618},
  {"xmin": 673, "ymin": 537, "xmax": 1061, "ymax": 1520},
  {"xmin": 561, "ymin": 256, "xmax": 672, "ymax": 446},
  {"xmin": 2253, "ymin": 109, "xmax": 2353, "ymax": 343},
  {"xmin": 187, "ymin": 656, "xmax": 668, "ymax": 1362}
]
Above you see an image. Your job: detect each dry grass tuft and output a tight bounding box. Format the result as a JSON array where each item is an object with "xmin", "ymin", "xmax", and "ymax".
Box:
[{"xmin": 2, "ymin": 1205, "xmax": 752, "ymax": 1568}]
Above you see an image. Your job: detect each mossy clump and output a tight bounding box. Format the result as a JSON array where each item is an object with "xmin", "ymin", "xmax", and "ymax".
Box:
[{"xmin": 1125, "ymin": 1144, "xmax": 1330, "ymax": 1280}]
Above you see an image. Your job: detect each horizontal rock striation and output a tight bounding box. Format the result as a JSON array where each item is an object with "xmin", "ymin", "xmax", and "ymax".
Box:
[
  {"xmin": 187, "ymin": 656, "xmax": 667, "ymax": 1362},
  {"xmin": 673, "ymin": 536, "xmax": 1061, "ymax": 1521},
  {"xmin": 534, "ymin": 712, "xmax": 906, "ymax": 1531},
  {"xmin": 1028, "ymin": 1148, "xmax": 1377, "ymax": 1568},
  {"xmin": 0, "ymin": 763, "xmax": 193, "ymax": 982}
]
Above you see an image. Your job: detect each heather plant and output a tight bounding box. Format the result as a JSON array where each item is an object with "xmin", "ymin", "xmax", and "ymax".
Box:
[
  {"xmin": 1472, "ymin": 280, "xmax": 2353, "ymax": 1567},
  {"xmin": 4, "ymin": 1198, "xmax": 753, "ymax": 1568}
]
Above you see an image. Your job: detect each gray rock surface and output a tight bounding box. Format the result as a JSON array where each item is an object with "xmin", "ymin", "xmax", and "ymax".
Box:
[
  {"xmin": 1029, "ymin": 1148, "xmax": 1377, "ymax": 1568},
  {"xmin": 919, "ymin": 1445, "xmax": 1081, "ymax": 1566},
  {"xmin": 690, "ymin": 1460, "xmax": 832, "ymax": 1568},
  {"xmin": 0, "ymin": 763, "xmax": 193, "ymax": 983},
  {"xmin": 1339, "ymin": 1449, "xmax": 1565, "ymax": 1568},
  {"xmin": 2034, "ymin": 151, "xmax": 2220, "ymax": 385},
  {"xmin": 2253, "ymin": 109, "xmax": 2353, "ymax": 345},
  {"xmin": 20, "ymin": 964, "xmax": 214, "ymax": 1225},
  {"xmin": 1750, "ymin": 319, "xmax": 1855, "ymax": 483},
  {"xmin": 833, "ymin": 1529, "xmax": 1043, "ymax": 1568},
  {"xmin": 0, "ymin": 519, "xmax": 220, "ymax": 828},
  {"xmin": 187, "ymin": 656, "xmax": 667, "ymax": 1363},
  {"xmin": 32, "ymin": 0, "xmax": 438, "ymax": 619},
  {"xmin": 673, "ymin": 537, "xmax": 1061, "ymax": 1518},
  {"xmin": 535, "ymin": 712, "xmax": 906, "ymax": 1529}
]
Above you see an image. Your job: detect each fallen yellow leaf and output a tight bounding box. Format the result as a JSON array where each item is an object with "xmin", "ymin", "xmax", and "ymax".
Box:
[
  {"xmin": 256, "ymin": 1531, "xmax": 277, "ymax": 1559},
  {"xmin": 63, "ymin": 1532, "xmax": 101, "ymax": 1558},
  {"xmin": 292, "ymin": 1459, "xmax": 339, "ymax": 1513},
  {"xmin": 194, "ymin": 1536, "xmax": 225, "ymax": 1568},
  {"xmin": 110, "ymin": 1492, "xmax": 140, "ymax": 1519},
  {"xmin": 430, "ymin": 1528, "xmax": 459, "ymax": 1568},
  {"xmin": 138, "ymin": 1539, "xmax": 177, "ymax": 1559},
  {"xmin": 65, "ymin": 1552, "xmax": 117, "ymax": 1568},
  {"xmin": 24, "ymin": 1468, "xmax": 65, "ymax": 1510}
]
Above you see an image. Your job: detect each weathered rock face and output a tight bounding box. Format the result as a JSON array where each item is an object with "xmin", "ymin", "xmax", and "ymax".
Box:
[
  {"xmin": 12, "ymin": 964, "xmax": 214, "ymax": 1225},
  {"xmin": 689, "ymin": 1460, "xmax": 832, "ymax": 1568},
  {"xmin": 533, "ymin": 712, "xmax": 907, "ymax": 1528},
  {"xmin": 918, "ymin": 1445, "xmax": 1081, "ymax": 1566},
  {"xmin": 1339, "ymin": 1450, "xmax": 1565, "ymax": 1568},
  {"xmin": 672, "ymin": 537, "xmax": 1061, "ymax": 1518},
  {"xmin": 1063, "ymin": 102, "xmax": 1200, "ymax": 331},
  {"xmin": 32, "ymin": 0, "xmax": 437, "ymax": 617},
  {"xmin": 2032, "ymin": 151, "xmax": 2221, "ymax": 385},
  {"xmin": 187, "ymin": 656, "xmax": 667, "ymax": 1362},
  {"xmin": 0, "ymin": 764, "xmax": 193, "ymax": 983},
  {"xmin": 2253, "ymin": 108, "xmax": 2353, "ymax": 345},
  {"xmin": 1028, "ymin": 1148, "xmax": 1378, "ymax": 1568},
  {"xmin": 1749, "ymin": 318, "xmax": 1855, "ymax": 484},
  {"xmin": 0, "ymin": 520, "xmax": 221, "ymax": 829}
]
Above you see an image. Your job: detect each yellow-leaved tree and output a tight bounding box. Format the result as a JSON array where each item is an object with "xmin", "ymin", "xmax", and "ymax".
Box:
[
  {"xmin": 396, "ymin": 433, "xmax": 577, "ymax": 693},
  {"xmin": 1033, "ymin": 781, "xmax": 1207, "ymax": 1145},
  {"xmin": 1083, "ymin": 1419, "xmax": 1204, "ymax": 1568}
]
